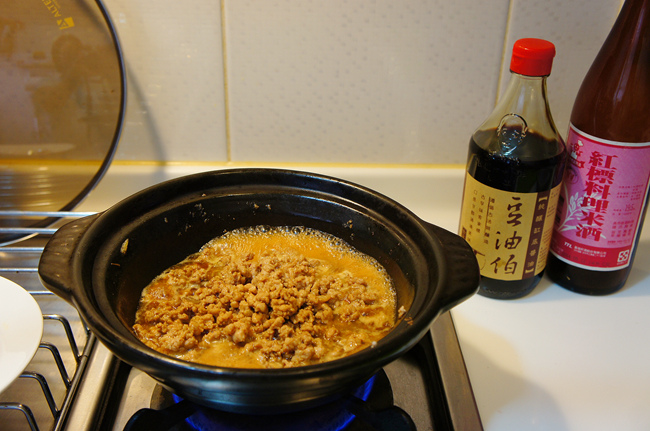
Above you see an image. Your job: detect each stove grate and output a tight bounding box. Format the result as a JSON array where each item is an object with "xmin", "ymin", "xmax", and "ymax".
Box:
[{"xmin": 0, "ymin": 211, "xmax": 97, "ymax": 431}]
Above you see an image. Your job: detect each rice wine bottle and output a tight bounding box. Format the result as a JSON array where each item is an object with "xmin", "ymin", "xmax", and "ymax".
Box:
[{"xmin": 546, "ymin": 0, "xmax": 650, "ymax": 295}]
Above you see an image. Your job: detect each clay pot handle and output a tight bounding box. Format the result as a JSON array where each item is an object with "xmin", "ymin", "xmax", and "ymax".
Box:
[
  {"xmin": 425, "ymin": 222, "xmax": 480, "ymax": 313},
  {"xmin": 38, "ymin": 214, "xmax": 100, "ymax": 304}
]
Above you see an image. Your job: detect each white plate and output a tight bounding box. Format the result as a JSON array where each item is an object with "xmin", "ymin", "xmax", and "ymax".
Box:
[{"xmin": 0, "ymin": 276, "xmax": 43, "ymax": 394}]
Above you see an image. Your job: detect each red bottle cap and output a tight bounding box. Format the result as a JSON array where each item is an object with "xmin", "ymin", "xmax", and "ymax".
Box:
[{"xmin": 510, "ymin": 38, "xmax": 556, "ymax": 76}]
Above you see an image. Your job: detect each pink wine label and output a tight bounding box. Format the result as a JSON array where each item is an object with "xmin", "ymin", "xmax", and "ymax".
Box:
[{"xmin": 551, "ymin": 124, "xmax": 650, "ymax": 270}]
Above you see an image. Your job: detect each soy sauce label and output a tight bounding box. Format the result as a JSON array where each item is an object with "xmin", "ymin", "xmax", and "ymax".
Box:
[
  {"xmin": 550, "ymin": 125, "xmax": 650, "ymax": 270},
  {"xmin": 460, "ymin": 174, "xmax": 560, "ymax": 280}
]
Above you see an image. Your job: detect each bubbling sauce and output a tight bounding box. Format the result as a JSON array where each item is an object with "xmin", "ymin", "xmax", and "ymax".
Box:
[{"xmin": 132, "ymin": 226, "xmax": 397, "ymax": 368}]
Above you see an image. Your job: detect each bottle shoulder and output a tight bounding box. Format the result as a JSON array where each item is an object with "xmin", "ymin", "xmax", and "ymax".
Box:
[
  {"xmin": 477, "ymin": 73, "xmax": 565, "ymax": 157},
  {"xmin": 571, "ymin": 0, "xmax": 650, "ymax": 141},
  {"xmin": 472, "ymin": 127, "xmax": 566, "ymax": 162}
]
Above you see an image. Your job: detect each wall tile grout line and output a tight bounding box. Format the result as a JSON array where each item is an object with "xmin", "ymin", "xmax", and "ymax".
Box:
[{"xmin": 221, "ymin": 0, "xmax": 233, "ymax": 162}]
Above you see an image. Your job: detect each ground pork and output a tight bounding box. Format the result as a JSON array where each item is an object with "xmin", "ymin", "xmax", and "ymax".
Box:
[{"xmin": 132, "ymin": 226, "xmax": 396, "ymax": 368}]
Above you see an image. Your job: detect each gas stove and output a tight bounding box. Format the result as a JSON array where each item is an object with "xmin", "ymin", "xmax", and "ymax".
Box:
[
  {"xmin": 0, "ymin": 209, "xmax": 482, "ymax": 431},
  {"xmin": 108, "ymin": 312, "xmax": 481, "ymax": 431}
]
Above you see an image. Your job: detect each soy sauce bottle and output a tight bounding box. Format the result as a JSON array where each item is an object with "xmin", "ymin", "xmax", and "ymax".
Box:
[
  {"xmin": 546, "ymin": 0, "xmax": 650, "ymax": 295},
  {"xmin": 458, "ymin": 39, "xmax": 566, "ymax": 299}
]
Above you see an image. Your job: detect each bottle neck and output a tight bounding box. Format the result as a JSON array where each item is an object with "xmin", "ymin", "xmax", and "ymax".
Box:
[
  {"xmin": 606, "ymin": 0, "xmax": 650, "ymax": 58},
  {"xmin": 496, "ymin": 72, "xmax": 550, "ymax": 120},
  {"xmin": 621, "ymin": 0, "xmax": 650, "ymax": 28}
]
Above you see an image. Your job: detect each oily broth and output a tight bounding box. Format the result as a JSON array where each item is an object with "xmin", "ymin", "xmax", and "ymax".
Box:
[
  {"xmin": 214, "ymin": 226, "xmax": 392, "ymax": 295},
  {"xmin": 133, "ymin": 226, "xmax": 397, "ymax": 368}
]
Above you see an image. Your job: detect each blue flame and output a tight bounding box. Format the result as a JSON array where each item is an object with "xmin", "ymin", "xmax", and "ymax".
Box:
[{"xmin": 173, "ymin": 374, "xmax": 377, "ymax": 431}]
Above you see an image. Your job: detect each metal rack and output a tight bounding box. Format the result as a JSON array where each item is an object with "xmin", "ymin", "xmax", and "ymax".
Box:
[{"xmin": 0, "ymin": 212, "xmax": 97, "ymax": 431}]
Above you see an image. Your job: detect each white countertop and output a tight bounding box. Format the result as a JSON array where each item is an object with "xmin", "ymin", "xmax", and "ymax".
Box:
[{"xmin": 77, "ymin": 163, "xmax": 650, "ymax": 431}]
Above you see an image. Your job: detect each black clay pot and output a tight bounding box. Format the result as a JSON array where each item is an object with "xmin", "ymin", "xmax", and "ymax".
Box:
[{"xmin": 38, "ymin": 168, "xmax": 479, "ymax": 414}]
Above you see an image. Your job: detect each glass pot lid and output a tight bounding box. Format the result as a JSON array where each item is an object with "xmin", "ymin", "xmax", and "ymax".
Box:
[{"xmin": 0, "ymin": 0, "xmax": 125, "ymax": 243}]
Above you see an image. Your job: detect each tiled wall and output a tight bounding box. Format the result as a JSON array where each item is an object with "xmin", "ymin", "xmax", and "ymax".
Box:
[{"xmin": 104, "ymin": 0, "xmax": 622, "ymax": 165}]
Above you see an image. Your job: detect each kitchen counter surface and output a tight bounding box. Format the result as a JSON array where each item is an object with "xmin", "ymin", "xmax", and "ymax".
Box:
[{"xmin": 77, "ymin": 163, "xmax": 650, "ymax": 431}]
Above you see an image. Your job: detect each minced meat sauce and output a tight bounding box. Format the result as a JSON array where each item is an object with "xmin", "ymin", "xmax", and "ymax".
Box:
[{"xmin": 132, "ymin": 226, "xmax": 397, "ymax": 368}]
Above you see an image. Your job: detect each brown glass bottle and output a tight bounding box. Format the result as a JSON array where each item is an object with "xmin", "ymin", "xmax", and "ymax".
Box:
[
  {"xmin": 458, "ymin": 39, "xmax": 566, "ymax": 299},
  {"xmin": 546, "ymin": 0, "xmax": 650, "ymax": 295},
  {"xmin": 465, "ymin": 130, "xmax": 565, "ymax": 298}
]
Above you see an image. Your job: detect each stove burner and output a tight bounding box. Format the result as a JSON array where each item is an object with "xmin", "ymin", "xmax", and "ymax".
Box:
[
  {"xmin": 123, "ymin": 371, "xmax": 415, "ymax": 431},
  {"xmin": 176, "ymin": 375, "xmax": 376, "ymax": 431}
]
